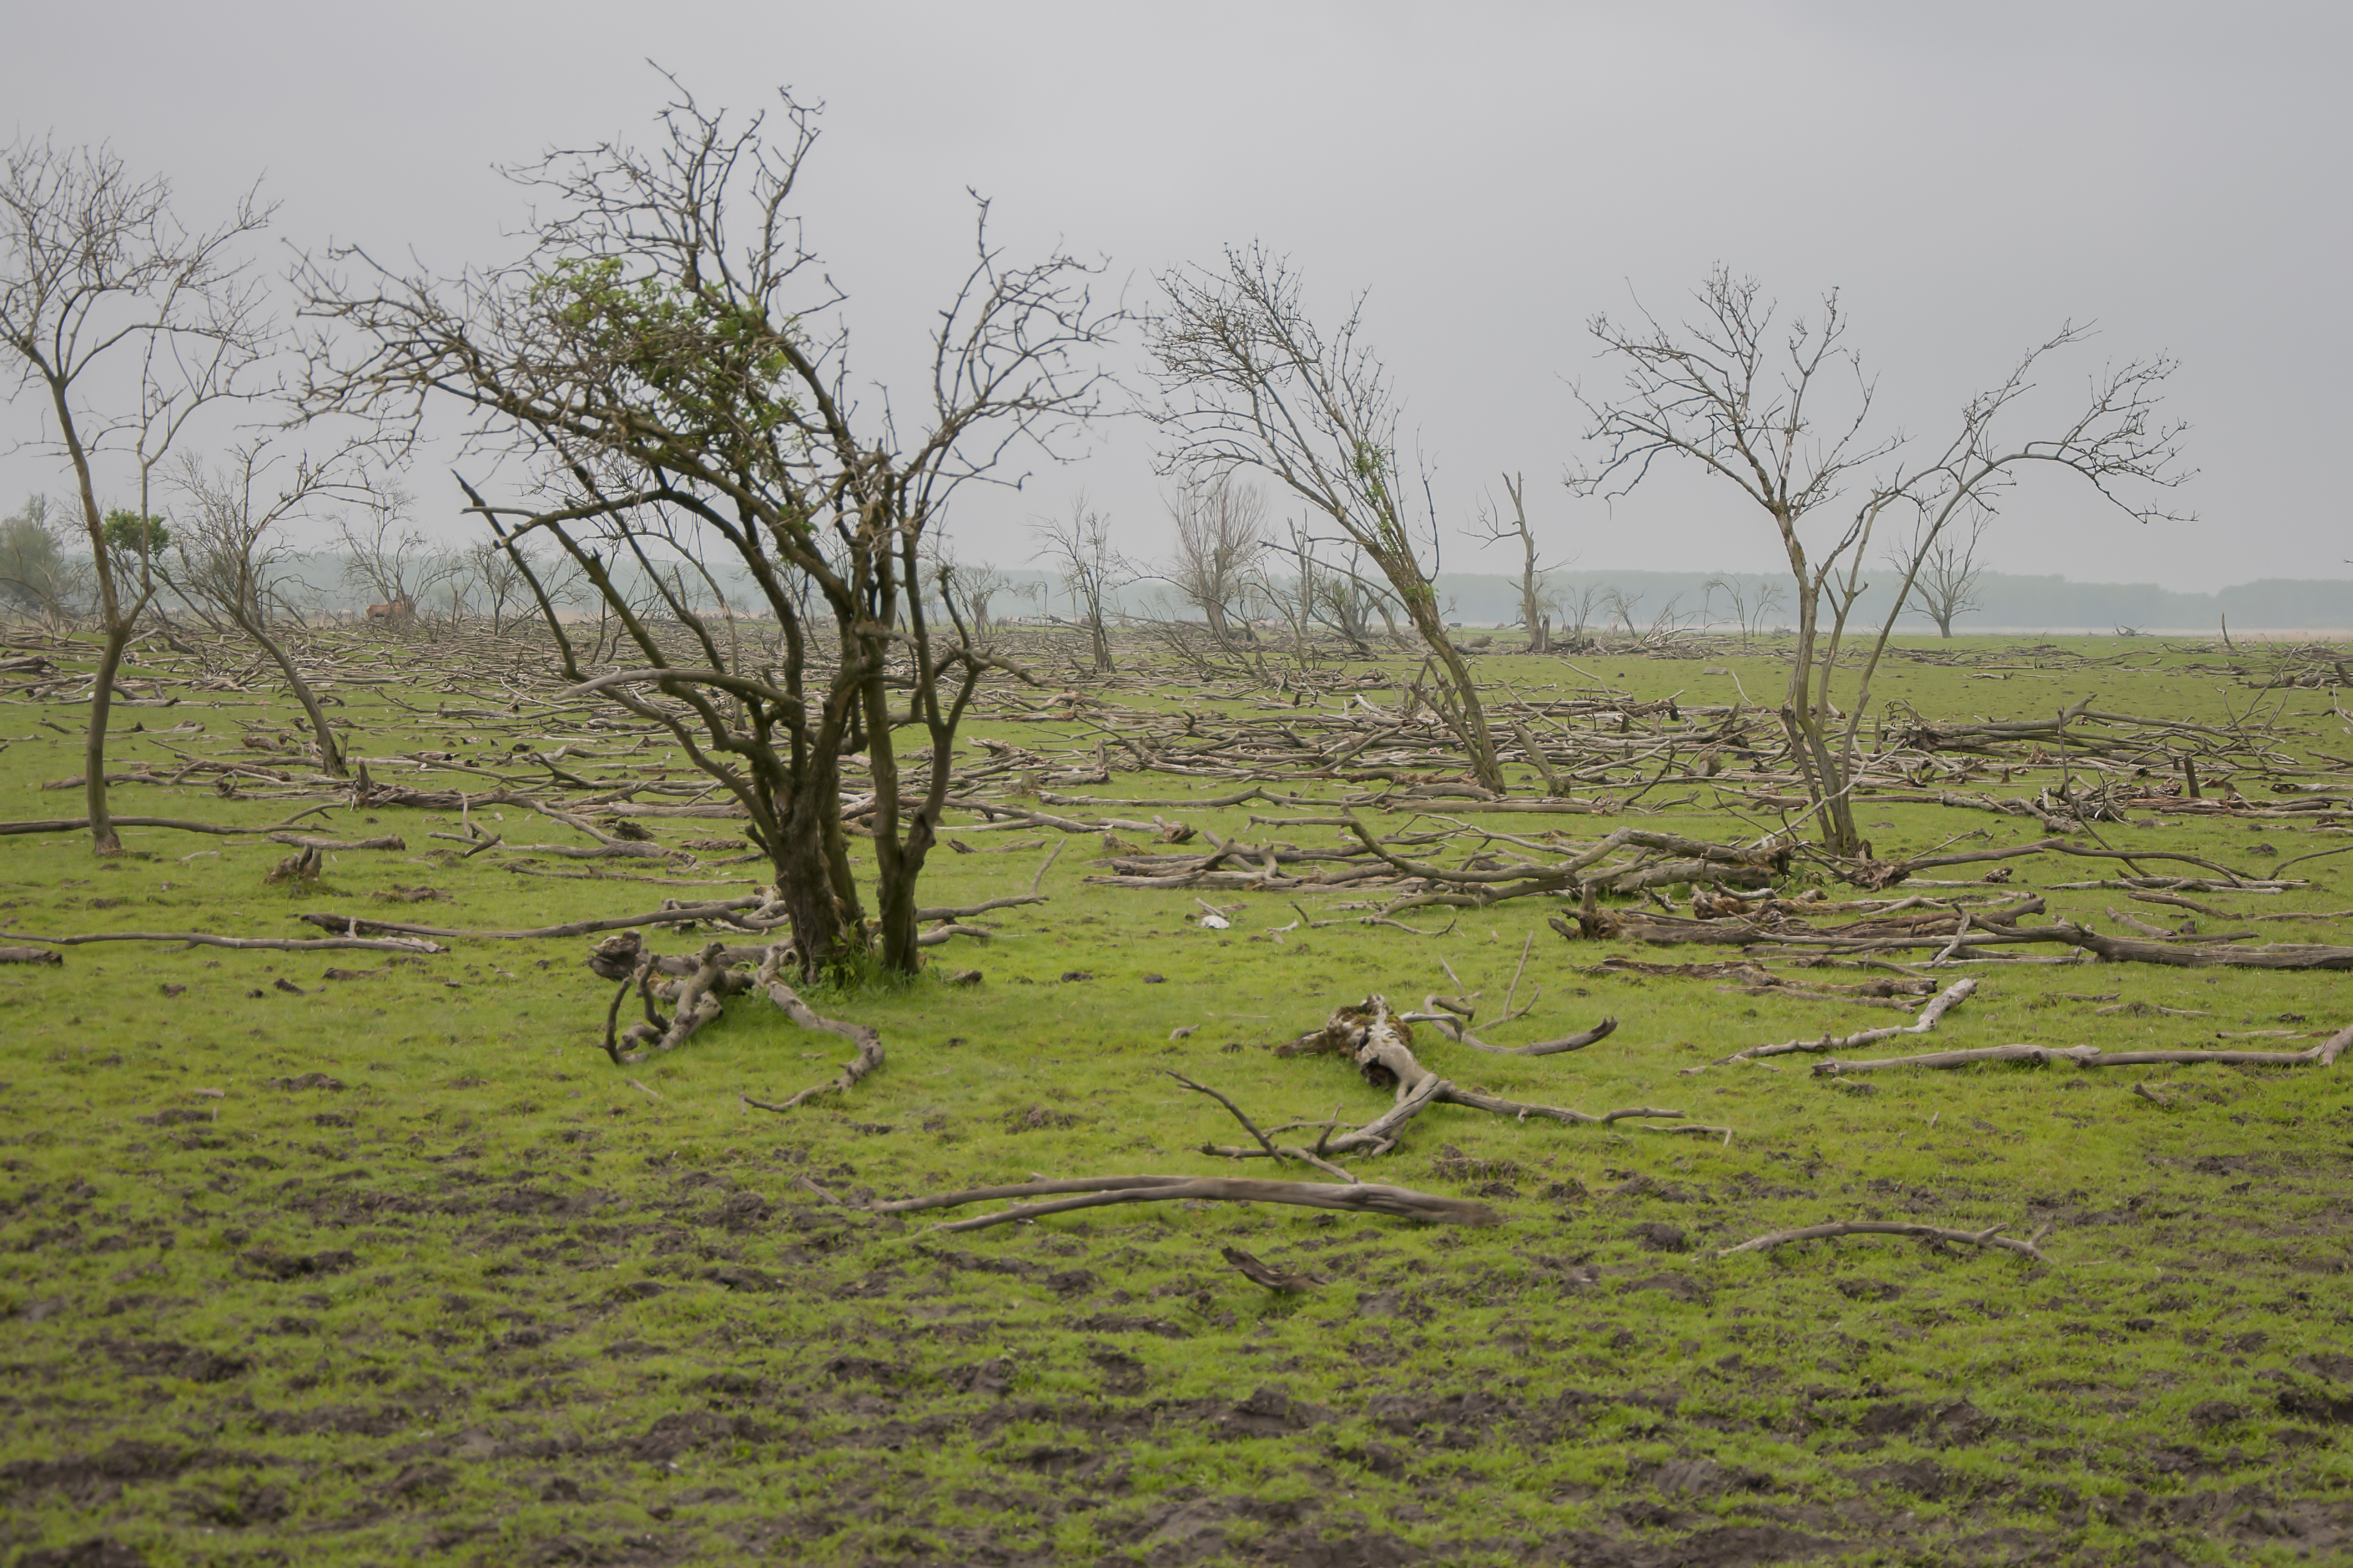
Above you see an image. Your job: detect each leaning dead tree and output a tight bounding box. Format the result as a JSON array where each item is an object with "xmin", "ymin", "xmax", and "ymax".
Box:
[
  {"xmin": 0, "ymin": 134, "xmax": 273, "ymax": 853},
  {"xmin": 1149, "ymin": 244, "xmax": 1506, "ymax": 793},
  {"xmin": 163, "ymin": 442, "xmax": 368, "ymax": 776},
  {"xmin": 1574, "ymin": 266, "xmax": 2188, "ymax": 856},
  {"xmin": 298, "ymin": 82, "xmax": 1120, "ymax": 977}
]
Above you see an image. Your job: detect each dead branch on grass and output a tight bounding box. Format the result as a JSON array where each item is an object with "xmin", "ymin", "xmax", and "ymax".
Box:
[
  {"xmin": 1717, "ymin": 1219, "xmax": 2050, "ymax": 1261},
  {"xmin": 870, "ymin": 1173, "xmax": 1498, "ymax": 1231}
]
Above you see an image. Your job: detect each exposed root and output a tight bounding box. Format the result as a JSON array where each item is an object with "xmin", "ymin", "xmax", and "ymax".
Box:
[{"xmin": 740, "ymin": 946, "xmax": 885, "ymax": 1110}]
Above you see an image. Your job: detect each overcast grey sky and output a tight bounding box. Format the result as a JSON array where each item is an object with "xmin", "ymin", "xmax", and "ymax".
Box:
[{"xmin": 6, "ymin": 0, "xmax": 2346, "ymax": 591}]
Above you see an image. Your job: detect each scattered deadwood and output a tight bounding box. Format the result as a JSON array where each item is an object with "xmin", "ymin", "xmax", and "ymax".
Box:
[
  {"xmin": 2035, "ymin": 922, "xmax": 2353, "ymax": 971},
  {"xmin": 266, "ymin": 833, "xmax": 407, "ymax": 851},
  {"xmin": 1815, "ymin": 1025, "xmax": 2351, "ymax": 1075},
  {"xmin": 0, "ymin": 810, "xmax": 334, "ymax": 838},
  {"xmin": 0, "ymin": 947, "xmax": 64, "ymax": 965},
  {"xmin": 1403, "ymin": 1007, "xmax": 1619, "ymax": 1057},
  {"xmin": 1694, "ymin": 978, "xmax": 1977, "ymax": 1072},
  {"xmin": 1717, "ymin": 1219, "xmax": 2050, "ymax": 1262},
  {"xmin": 0, "ymin": 928, "xmax": 445, "ymax": 954},
  {"xmin": 866, "ymin": 1173, "xmax": 1498, "ymax": 1231},
  {"xmin": 1851, "ymin": 837, "xmax": 2277, "ymax": 891},
  {"xmin": 1254, "ymin": 995, "xmax": 1717, "ymax": 1157},
  {"xmin": 299, "ymin": 896, "xmax": 773, "ymax": 942},
  {"xmin": 607, "ymin": 940, "xmax": 747, "ymax": 1060}
]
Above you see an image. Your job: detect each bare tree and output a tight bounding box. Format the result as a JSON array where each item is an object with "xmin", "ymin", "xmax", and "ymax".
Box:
[
  {"xmin": 1896, "ymin": 506, "xmax": 1989, "ymax": 638},
  {"xmin": 1598, "ymin": 584, "xmax": 1644, "ymax": 636},
  {"xmin": 165, "ymin": 443, "xmax": 364, "ymax": 774},
  {"xmin": 1471, "ymin": 472, "xmax": 1561, "ymax": 654},
  {"xmin": 1, "ymin": 136, "xmax": 272, "ymax": 853},
  {"xmin": 298, "ymin": 83, "xmax": 1117, "ymax": 978},
  {"xmin": 1576, "ymin": 266, "xmax": 2187, "ymax": 855},
  {"xmin": 336, "ymin": 490, "xmax": 435, "ymax": 621},
  {"xmin": 1030, "ymin": 493, "xmax": 1126, "ymax": 674},
  {"xmin": 936, "ymin": 557, "xmax": 1017, "ymax": 633},
  {"xmin": 1148, "ymin": 245, "xmax": 1506, "ymax": 793},
  {"xmin": 1701, "ymin": 574, "xmax": 1786, "ymax": 646},
  {"xmin": 1165, "ymin": 472, "xmax": 1265, "ymax": 653},
  {"xmin": 1560, "ymin": 582, "xmax": 1604, "ymax": 645},
  {"xmin": 461, "ymin": 533, "xmax": 541, "ymax": 635}
]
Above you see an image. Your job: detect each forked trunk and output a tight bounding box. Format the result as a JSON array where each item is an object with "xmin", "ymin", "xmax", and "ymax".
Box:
[{"xmin": 771, "ymin": 765, "xmax": 865, "ymax": 982}]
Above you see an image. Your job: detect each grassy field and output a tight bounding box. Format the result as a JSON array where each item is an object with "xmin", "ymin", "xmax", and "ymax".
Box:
[{"xmin": 1, "ymin": 631, "xmax": 2349, "ymax": 1567}]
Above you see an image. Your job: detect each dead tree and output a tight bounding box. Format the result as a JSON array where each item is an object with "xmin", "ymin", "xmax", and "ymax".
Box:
[
  {"xmin": 298, "ymin": 82, "xmax": 1118, "ymax": 979},
  {"xmin": 1149, "ymin": 245, "xmax": 1506, "ymax": 793},
  {"xmin": 0, "ymin": 135, "xmax": 273, "ymax": 853},
  {"xmin": 1031, "ymin": 493, "xmax": 1127, "ymax": 674},
  {"xmin": 1898, "ymin": 506, "xmax": 1989, "ymax": 638},
  {"xmin": 1165, "ymin": 472, "xmax": 1266, "ymax": 655},
  {"xmin": 335, "ymin": 490, "xmax": 439, "ymax": 626},
  {"xmin": 1702, "ymin": 574, "xmax": 1785, "ymax": 646},
  {"xmin": 1472, "ymin": 472, "xmax": 1560, "ymax": 654},
  {"xmin": 937, "ymin": 558, "xmax": 1016, "ymax": 634},
  {"xmin": 1574, "ymin": 266, "xmax": 2188, "ymax": 856},
  {"xmin": 164, "ymin": 442, "xmax": 369, "ymax": 775}
]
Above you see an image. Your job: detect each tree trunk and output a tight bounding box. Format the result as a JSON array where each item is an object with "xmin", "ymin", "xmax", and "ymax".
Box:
[
  {"xmin": 1399, "ymin": 589, "xmax": 1505, "ymax": 794},
  {"xmin": 861, "ymin": 659, "xmax": 932, "ymax": 978},
  {"xmin": 243, "ymin": 618, "xmax": 347, "ymax": 777},
  {"xmin": 81, "ymin": 622, "xmax": 133, "ymax": 855},
  {"xmin": 770, "ymin": 760, "xmax": 863, "ymax": 982}
]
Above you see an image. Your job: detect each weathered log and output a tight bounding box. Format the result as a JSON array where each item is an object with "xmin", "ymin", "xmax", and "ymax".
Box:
[
  {"xmin": 870, "ymin": 1174, "xmax": 1498, "ymax": 1231},
  {"xmin": 1815, "ymin": 1026, "xmax": 2350, "ymax": 1075}
]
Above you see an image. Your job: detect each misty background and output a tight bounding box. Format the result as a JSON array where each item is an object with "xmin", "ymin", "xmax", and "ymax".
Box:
[{"xmin": 4, "ymin": 1, "xmax": 2348, "ymax": 623}]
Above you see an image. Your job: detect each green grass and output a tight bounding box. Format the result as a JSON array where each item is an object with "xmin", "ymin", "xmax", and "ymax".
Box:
[{"xmin": 0, "ymin": 632, "xmax": 2349, "ymax": 1566}]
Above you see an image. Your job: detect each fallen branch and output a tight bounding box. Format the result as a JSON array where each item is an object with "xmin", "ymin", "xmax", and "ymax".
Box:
[
  {"xmin": 740, "ymin": 947, "xmax": 885, "ymax": 1110},
  {"xmin": 299, "ymin": 896, "xmax": 771, "ymax": 942},
  {"xmin": 1717, "ymin": 1219, "xmax": 2050, "ymax": 1261},
  {"xmin": 868, "ymin": 1173, "xmax": 1498, "ymax": 1231},
  {"xmin": 2037, "ymin": 921, "xmax": 2353, "ymax": 971},
  {"xmin": 1696, "ymin": 977, "xmax": 1977, "ymax": 1072},
  {"xmin": 1269, "ymin": 995, "xmax": 1705, "ymax": 1154},
  {"xmin": 1815, "ymin": 1027, "xmax": 2351, "ymax": 1075},
  {"xmin": 1, "ymin": 927, "xmax": 445, "ymax": 954},
  {"xmin": 0, "ymin": 809, "xmax": 333, "ymax": 838},
  {"xmin": 1170, "ymin": 1070, "xmax": 1359, "ymax": 1182}
]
